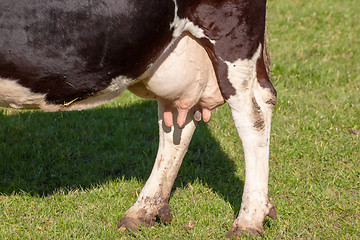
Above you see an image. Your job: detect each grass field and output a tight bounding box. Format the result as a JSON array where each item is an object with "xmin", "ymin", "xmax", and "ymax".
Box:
[{"xmin": 1, "ymin": 0, "xmax": 359, "ymax": 239}]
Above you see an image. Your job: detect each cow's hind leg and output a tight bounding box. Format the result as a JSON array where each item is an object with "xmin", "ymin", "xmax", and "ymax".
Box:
[
  {"xmin": 118, "ymin": 102, "xmax": 196, "ymax": 231},
  {"xmin": 225, "ymin": 47, "xmax": 277, "ymax": 238}
]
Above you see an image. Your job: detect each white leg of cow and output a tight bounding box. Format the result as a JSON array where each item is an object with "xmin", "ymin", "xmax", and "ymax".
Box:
[
  {"xmin": 226, "ymin": 47, "xmax": 277, "ymax": 237},
  {"xmin": 118, "ymin": 102, "xmax": 196, "ymax": 231}
]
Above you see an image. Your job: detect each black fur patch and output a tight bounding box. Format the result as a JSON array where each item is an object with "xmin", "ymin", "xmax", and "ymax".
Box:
[{"xmin": 0, "ymin": 0, "xmax": 175, "ymax": 104}]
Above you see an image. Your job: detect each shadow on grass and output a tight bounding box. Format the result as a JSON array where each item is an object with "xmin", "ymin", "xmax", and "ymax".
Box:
[{"xmin": 0, "ymin": 100, "xmax": 243, "ymax": 213}]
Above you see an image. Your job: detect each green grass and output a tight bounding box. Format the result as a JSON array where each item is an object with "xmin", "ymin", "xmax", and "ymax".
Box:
[{"xmin": 1, "ymin": 0, "xmax": 359, "ymax": 239}]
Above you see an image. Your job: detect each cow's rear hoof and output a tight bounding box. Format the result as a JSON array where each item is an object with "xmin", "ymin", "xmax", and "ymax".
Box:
[
  {"xmin": 117, "ymin": 215, "xmax": 155, "ymax": 232},
  {"xmin": 227, "ymin": 225, "xmax": 263, "ymax": 239},
  {"xmin": 117, "ymin": 204, "xmax": 173, "ymax": 232},
  {"xmin": 157, "ymin": 204, "xmax": 173, "ymax": 223}
]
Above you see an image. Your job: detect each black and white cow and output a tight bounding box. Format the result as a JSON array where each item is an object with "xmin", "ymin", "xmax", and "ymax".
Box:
[{"xmin": 0, "ymin": 0, "xmax": 277, "ymax": 237}]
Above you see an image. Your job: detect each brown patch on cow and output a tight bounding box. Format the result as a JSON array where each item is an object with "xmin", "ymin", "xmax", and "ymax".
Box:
[
  {"xmin": 181, "ymin": 0, "xmax": 266, "ymax": 61},
  {"xmin": 252, "ymin": 97, "xmax": 265, "ymax": 130},
  {"xmin": 198, "ymin": 37, "xmax": 236, "ymax": 99},
  {"xmin": 256, "ymin": 20, "xmax": 277, "ymax": 107},
  {"xmin": 213, "ymin": 55, "xmax": 237, "ymax": 99},
  {"xmin": 266, "ymin": 98, "xmax": 277, "ymax": 106},
  {"xmin": 181, "ymin": 0, "xmax": 267, "ymax": 99},
  {"xmin": 263, "ymin": 21, "xmax": 272, "ymax": 77},
  {"xmin": 256, "ymin": 49, "xmax": 277, "ymax": 108}
]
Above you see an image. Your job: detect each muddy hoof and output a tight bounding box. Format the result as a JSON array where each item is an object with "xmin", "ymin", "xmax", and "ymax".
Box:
[
  {"xmin": 118, "ymin": 204, "xmax": 173, "ymax": 232},
  {"xmin": 117, "ymin": 214, "xmax": 156, "ymax": 232},
  {"xmin": 267, "ymin": 205, "xmax": 277, "ymax": 220},
  {"xmin": 227, "ymin": 225, "xmax": 263, "ymax": 239},
  {"xmin": 117, "ymin": 217, "xmax": 139, "ymax": 232},
  {"xmin": 158, "ymin": 204, "xmax": 173, "ymax": 223}
]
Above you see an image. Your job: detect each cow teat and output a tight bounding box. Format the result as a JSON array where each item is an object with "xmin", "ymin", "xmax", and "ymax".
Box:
[{"xmin": 163, "ymin": 105, "xmax": 212, "ymax": 128}]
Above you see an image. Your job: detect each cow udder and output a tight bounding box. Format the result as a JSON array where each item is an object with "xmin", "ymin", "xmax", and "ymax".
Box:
[{"xmin": 128, "ymin": 35, "xmax": 225, "ymax": 128}]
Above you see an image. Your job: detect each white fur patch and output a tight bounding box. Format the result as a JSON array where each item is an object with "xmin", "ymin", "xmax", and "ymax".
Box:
[
  {"xmin": 0, "ymin": 78, "xmax": 59, "ymax": 111},
  {"xmin": 0, "ymin": 76, "xmax": 132, "ymax": 111},
  {"xmin": 225, "ymin": 45, "xmax": 262, "ymax": 96},
  {"xmin": 170, "ymin": 0, "xmax": 215, "ymax": 44}
]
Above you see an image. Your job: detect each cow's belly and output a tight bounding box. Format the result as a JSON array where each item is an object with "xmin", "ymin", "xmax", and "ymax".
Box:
[
  {"xmin": 0, "ymin": 76, "xmax": 131, "ymax": 112},
  {"xmin": 0, "ymin": 35, "xmax": 225, "ymax": 121},
  {"xmin": 128, "ymin": 36, "xmax": 225, "ymax": 127}
]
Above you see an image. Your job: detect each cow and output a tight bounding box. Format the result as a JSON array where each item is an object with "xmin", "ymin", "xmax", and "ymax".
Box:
[{"xmin": 0, "ymin": 0, "xmax": 277, "ymax": 237}]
